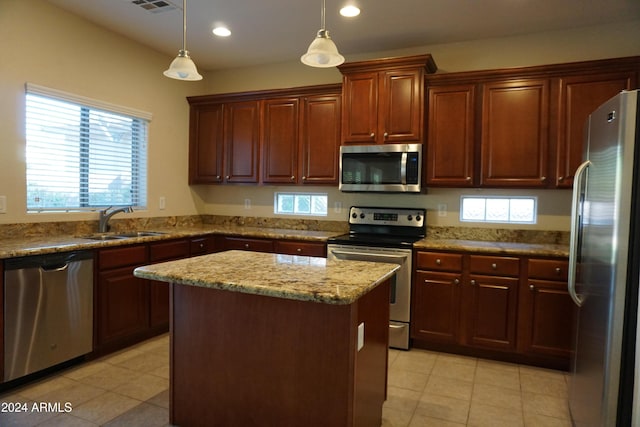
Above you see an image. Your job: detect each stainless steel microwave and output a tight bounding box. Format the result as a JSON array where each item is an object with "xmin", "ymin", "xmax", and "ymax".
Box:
[{"xmin": 339, "ymin": 144, "xmax": 422, "ymax": 192}]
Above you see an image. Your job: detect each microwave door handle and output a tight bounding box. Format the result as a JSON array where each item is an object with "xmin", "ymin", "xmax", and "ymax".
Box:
[{"xmin": 401, "ymin": 152, "xmax": 407, "ymax": 185}]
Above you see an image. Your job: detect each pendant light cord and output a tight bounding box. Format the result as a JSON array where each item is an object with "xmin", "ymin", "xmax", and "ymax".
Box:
[
  {"xmin": 182, "ymin": 0, "xmax": 187, "ymax": 51},
  {"xmin": 321, "ymin": 0, "xmax": 326, "ymax": 30}
]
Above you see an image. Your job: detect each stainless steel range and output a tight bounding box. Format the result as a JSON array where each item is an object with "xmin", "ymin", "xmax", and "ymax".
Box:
[{"xmin": 327, "ymin": 206, "xmax": 426, "ymax": 350}]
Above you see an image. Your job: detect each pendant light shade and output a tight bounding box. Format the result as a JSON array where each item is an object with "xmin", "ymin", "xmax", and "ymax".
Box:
[
  {"xmin": 301, "ymin": 0, "xmax": 344, "ymax": 68},
  {"xmin": 164, "ymin": 0, "xmax": 202, "ymax": 81}
]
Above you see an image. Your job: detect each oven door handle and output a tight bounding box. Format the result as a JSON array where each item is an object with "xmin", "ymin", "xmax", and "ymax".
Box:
[{"xmin": 329, "ymin": 250, "xmax": 408, "ymax": 263}]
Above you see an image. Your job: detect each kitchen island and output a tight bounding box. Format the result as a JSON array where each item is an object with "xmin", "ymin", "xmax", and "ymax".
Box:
[{"xmin": 133, "ymin": 250, "xmax": 399, "ymax": 427}]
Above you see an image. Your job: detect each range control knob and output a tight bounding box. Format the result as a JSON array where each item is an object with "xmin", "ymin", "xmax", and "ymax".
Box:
[
  {"xmin": 416, "ymin": 215, "xmax": 422, "ymax": 222},
  {"xmin": 351, "ymin": 212, "xmax": 358, "ymax": 219},
  {"xmin": 407, "ymin": 215, "xmax": 413, "ymax": 221},
  {"xmin": 360, "ymin": 213, "xmax": 366, "ymax": 219}
]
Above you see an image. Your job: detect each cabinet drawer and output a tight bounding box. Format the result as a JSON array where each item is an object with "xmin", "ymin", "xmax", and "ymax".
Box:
[
  {"xmin": 150, "ymin": 239, "xmax": 190, "ymax": 262},
  {"xmin": 222, "ymin": 237, "xmax": 274, "ymax": 253},
  {"xmin": 469, "ymin": 255, "xmax": 519, "ymax": 276},
  {"xmin": 99, "ymin": 245, "xmax": 148, "ymax": 270},
  {"xmin": 416, "ymin": 251, "xmax": 463, "ymax": 272},
  {"xmin": 274, "ymin": 241, "xmax": 326, "ymax": 257},
  {"xmin": 190, "ymin": 236, "xmax": 218, "ymax": 255},
  {"xmin": 528, "ymin": 259, "xmax": 569, "ymax": 281}
]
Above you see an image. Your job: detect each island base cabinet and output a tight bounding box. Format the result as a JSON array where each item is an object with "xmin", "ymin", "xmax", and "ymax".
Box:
[{"xmin": 170, "ymin": 280, "xmax": 390, "ymax": 427}]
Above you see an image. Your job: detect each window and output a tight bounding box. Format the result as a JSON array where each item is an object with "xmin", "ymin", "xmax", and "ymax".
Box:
[
  {"xmin": 460, "ymin": 196, "xmax": 537, "ymax": 224},
  {"xmin": 274, "ymin": 193, "xmax": 328, "ymax": 216},
  {"xmin": 25, "ymin": 83, "xmax": 150, "ymax": 212}
]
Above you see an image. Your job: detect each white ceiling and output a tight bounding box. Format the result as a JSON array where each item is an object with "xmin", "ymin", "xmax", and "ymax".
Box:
[{"xmin": 48, "ymin": 0, "xmax": 640, "ymax": 72}]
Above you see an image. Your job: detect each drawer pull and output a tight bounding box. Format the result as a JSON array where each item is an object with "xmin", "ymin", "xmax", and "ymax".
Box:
[
  {"xmin": 199, "ymin": 243, "xmax": 204, "ymax": 249},
  {"xmin": 529, "ymin": 284, "xmax": 535, "ymax": 291},
  {"xmin": 296, "ymin": 248, "xmax": 302, "ymax": 253},
  {"xmin": 470, "ymin": 280, "xmax": 476, "ymax": 286},
  {"xmin": 555, "ymin": 267, "xmax": 562, "ymax": 275},
  {"xmin": 244, "ymin": 243, "xmax": 250, "ymax": 249},
  {"xmin": 491, "ymin": 263, "xmax": 497, "ymax": 270},
  {"xmin": 453, "ymin": 278, "xmax": 460, "ymax": 285},
  {"xmin": 436, "ymin": 259, "xmax": 442, "ymax": 265}
]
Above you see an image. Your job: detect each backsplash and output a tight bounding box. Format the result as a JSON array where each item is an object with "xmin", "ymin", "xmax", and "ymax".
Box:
[{"xmin": 0, "ymin": 215, "xmax": 568, "ymax": 245}]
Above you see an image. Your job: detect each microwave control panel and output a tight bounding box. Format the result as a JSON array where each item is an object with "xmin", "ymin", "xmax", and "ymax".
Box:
[{"xmin": 348, "ymin": 207, "xmax": 425, "ymax": 228}]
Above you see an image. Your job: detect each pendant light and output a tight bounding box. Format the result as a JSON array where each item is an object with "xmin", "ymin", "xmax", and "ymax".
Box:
[
  {"xmin": 164, "ymin": 0, "xmax": 202, "ymax": 81},
  {"xmin": 301, "ymin": 0, "xmax": 345, "ymax": 68}
]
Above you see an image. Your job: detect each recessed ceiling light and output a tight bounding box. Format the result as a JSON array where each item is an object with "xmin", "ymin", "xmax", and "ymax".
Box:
[
  {"xmin": 213, "ymin": 26, "xmax": 231, "ymax": 37},
  {"xmin": 340, "ymin": 5, "xmax": 360, "ymax": 17}
]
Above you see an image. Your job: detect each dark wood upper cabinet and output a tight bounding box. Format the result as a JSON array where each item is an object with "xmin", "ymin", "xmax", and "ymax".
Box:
[
  {"xmin": 339, "ymin": 55, "xmax": 437, "ymax": 145},
  {"xmin": 261, "ymin": 97, "xmax": 300, "ymax": 184},
  {"xmin": 188, "ymin": 103, "xmax": 224, "ymax": 184},
  {"xmin": 224, "ymin": 100, "xmax": 261, "ymax": 183},
  {"xmin": 188, "ymin": 84, "xmax": 341, "ymax": 186},
  {"xmin": 426, "ymin": 84, "xmax": 476, "ymax": 186},
  {"xmin": 481, "ymin": 79, "xmax": 550, "ymax": 187},
  {"xmin": 300, "ymin": 92, "xmax": 342, "ymax": 184},
  {"xmin": 556, "ymin": 69, "xmax": 637, "ymax": 187}
]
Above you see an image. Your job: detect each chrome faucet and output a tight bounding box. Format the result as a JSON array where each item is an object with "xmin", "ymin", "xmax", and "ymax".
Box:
[{"xmin": 98, "ymin": 206, "xmax": 133, "ymax": 233}]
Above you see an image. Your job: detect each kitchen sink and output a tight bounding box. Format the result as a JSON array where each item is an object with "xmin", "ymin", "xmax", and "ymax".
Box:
[{"xmin": 80, "ymin": 231, "xmax": 166, "ymax": 240}]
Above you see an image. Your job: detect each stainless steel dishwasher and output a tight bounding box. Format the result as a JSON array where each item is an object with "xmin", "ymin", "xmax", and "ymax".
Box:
[{"xmin": 4, "ymin": 250, "xmax": 94, "ymax": 382}]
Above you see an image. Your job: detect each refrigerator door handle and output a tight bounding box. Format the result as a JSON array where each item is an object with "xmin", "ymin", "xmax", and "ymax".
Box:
[{"xmin": 568, "ymin": 159, "xmax": 591, "ymax": 307}]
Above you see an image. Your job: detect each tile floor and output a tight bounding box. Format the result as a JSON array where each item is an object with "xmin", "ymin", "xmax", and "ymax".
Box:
[{"xmin": 0, "ymin": 334, "xmax": 571, "ymax": 426}]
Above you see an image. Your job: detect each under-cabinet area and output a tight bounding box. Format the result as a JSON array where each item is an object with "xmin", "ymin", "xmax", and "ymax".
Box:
[{"xmin": 412, "ymin": 250, "xmax": 572, "ymax": 370}]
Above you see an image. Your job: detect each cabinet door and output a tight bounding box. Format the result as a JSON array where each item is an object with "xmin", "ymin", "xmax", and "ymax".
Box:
[
  {"xmin": 224, "ymin": 101, "xmax": 260, "ymax": 183},
  {"xmin": 380, "ymin": 68, "xmax": 423, "ymax": 143},
  {"xmin": 341, "ymin": 72, "xmax": 379, "ymax": 144},
  {"xmin": 520, "ymin": 279, "xmax": 573, "ymax": 359},
  {"xmin": 465, "ymin": 274, "xmax": 519, "ymax": 351},
  {"xmin": 189, "ymin": 104, "xmax": 224, "ymax": 184},
  {"xmin": 412, "ymin": 271, "xmax": 461, "ymax": 344},
  {"xmin": 149, "ymin": 240, "xmax": 190, "ymax": 329},
  {"xmin": 98, "ymin": 266, "xmax": 149, "ymax": 347},
  {"xmin": 426, "ymin": 84, "xmax": 476, "ymax": 186},
  {"xmin": 190, "ymin": 235, "xmax": 219, "ymax": 255},
  {"xmin": 556, "ymin": 72, "xmax": 635, "ymax": 187},
  {"xmin": 481, "ymin": 79, "xmax": 550, "ymax": 187},
  {"xmin": 261, "ymin": 97, "xmax": 300, "ymax": 184},
  {"xmin": 300, "ymin": 93, "xmax": 341, "ymax": 184}
]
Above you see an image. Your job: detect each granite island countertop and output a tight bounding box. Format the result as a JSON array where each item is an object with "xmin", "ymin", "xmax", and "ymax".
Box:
[{"xmin": 133, "ymin": 250, "xmax": 400, "ymax": 305}]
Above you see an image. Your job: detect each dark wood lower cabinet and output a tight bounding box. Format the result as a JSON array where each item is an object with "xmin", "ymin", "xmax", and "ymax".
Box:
[
  {"xmin": 412, "ymin": 251, "xmax": 572, "ymax": 369},
  {"xmin": 97, "ymin": 266, "xmax": 150, "ymax": 352}
]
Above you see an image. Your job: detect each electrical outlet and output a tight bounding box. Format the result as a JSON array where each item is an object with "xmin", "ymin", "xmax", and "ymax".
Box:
[
  {"xmin": 159, "ymin": 196, "xmax": 166, "ymax": 210},
  {"xmin": 244, "ymin": 199, "xmax": 251, "ymax": 209},
  {"xmin": 357, "ymin": 322, "xmax": 365, "ymax": 351},
  {"xmin": 0, "ymin": 196, "xmax": 6, "ymax": 214},
  {"xmin": 437, "ymin": 204, "xmax": 447, "ymax": 217},
  {"xmin": 334, "ymin": 201, "xmax": 342, "ymax": 213}
]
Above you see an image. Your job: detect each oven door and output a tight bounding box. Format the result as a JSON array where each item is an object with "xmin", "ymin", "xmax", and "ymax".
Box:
[{"xmin": 327, "ymin": 244, "xmax": 412, "ymax": 350}]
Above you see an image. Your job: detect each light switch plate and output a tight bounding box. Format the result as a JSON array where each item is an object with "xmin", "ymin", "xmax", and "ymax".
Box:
[
  {"xmin": 357, "ymin": 322, "xmax": 365, "ymax": 351},
  {"xmin": 0, "ymin": 196, "xmax": 6, "ymax": 214}
]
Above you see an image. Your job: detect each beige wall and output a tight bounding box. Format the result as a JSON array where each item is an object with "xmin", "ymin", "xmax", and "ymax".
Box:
[{"xmin": 1, "ymin": 0, "xmax": 639, "ymax": 230}]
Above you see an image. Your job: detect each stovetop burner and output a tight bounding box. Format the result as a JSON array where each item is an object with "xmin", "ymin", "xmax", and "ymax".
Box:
[{"xmin": 328, "ymin": 206, "xmax": 426, "ymax": 249}]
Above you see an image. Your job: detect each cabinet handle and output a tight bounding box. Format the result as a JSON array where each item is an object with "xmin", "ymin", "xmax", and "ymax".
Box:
[
  {"xmin": 555, "ymin": 267, "xmax": 562, "ymax": 275},
  {"xmin": 296, "ymin": 248, "xmax": 302, "ymax": 253},
  {"xmin": 302, "ymin": 176, "xmax": 306, "ymax": 180},
  {"xmin": 466, "ymin": 176, "xmax": 472, "ymax": 181},
  {"xmin": 558, "ymin": 176, "xmax": 564, "ymax": 182},
  {"xmin": 453, "ymin": 278, "xmax": 460, "ymax": 285},
  {"xmin": 199, "ymin": 243, "xmax": 204, "ymax": 249},
  {"xmin": 529, "ymin": 284, "xmax": 535, "ymax": 291},
  {"xmin": 370, "ymin": 133, "xmax": 375, "ymax": 138},
  {"xmin": 491, "ymin": 263, "xmax": 497, "ymax": 270},
  {"xmin": 291, "ymin": 176, "xmax": 295, "ymax": 180},
  {"xmin": 216, "ymin": 175, "xmax": 221, "ymax": 180},
  {"xmin": 383, "ymin": 132, "xmax": 388, "ymax": 138},
  {"xmin": 244, "ymin": 243, "xmax": 250, "ymax": 249},
  {"xmin": 435, "ymin": 259, "xmax": 442, "ymax": 265},
  {"xmin": 226, "ymin": 175, "xmax": 230, "ymax": 179},
  {"xmin": 541, "ymin": 176, "xmax": 547, "ymax": 182},
  {"xmin": 470, "ymin": 280, "xmax": 476, "ymax": 286}
]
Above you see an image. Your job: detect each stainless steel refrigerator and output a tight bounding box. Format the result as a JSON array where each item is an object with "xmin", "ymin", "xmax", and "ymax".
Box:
[{"xmin": 568, "ymin": 89, "xmax": 640, "ymax": 426}]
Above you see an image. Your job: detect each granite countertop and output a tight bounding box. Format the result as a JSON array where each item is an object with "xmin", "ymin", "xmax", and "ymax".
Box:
[
  {"xmin": 134, "ymin": 250, "xmax": 400, "ymax": 305},
  {"xmin": 414, "ymin": 238, "xmax": 569, "ymax": 258},
  {"xmin": 0, "ymin": 225, "xmax": 342, "ymax": 259}
]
